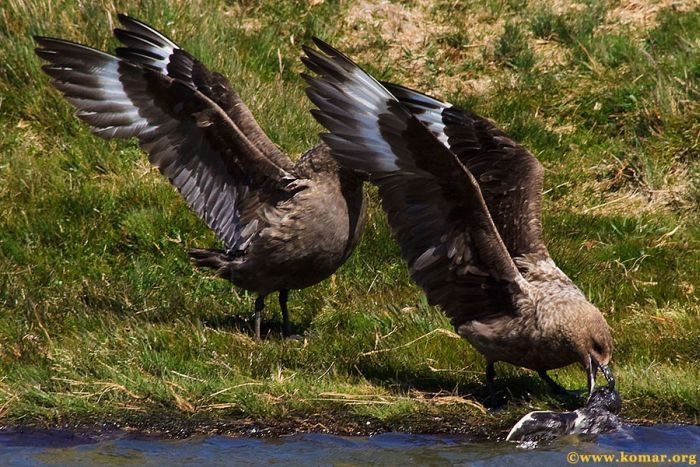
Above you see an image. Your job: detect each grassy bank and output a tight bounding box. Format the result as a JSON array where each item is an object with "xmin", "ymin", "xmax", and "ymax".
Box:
[{"xmin": 0, "ymin": 0, "xmax": 698, "ymax": 437}]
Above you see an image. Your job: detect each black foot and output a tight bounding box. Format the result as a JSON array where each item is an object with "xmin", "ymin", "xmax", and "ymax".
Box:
[
  {"xmin": 485, "ymin": 362, "xmax": 504, "ymax": 408},
  {"xmin": 485, "ymin": 393, "xmax": 507, "ymax": 411}
]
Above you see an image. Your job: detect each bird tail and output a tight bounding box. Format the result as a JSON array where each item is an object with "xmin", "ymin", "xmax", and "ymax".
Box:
[{"xmin": 188, "ymin": 248, "xmax": 232, "ymax": 278}]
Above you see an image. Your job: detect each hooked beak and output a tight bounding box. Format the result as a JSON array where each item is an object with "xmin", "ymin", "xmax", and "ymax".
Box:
[
  {"xmin": 600, "ymin": 363, "xmax": 615, "ymax": 388},
  {"xmin": 587, "ymin": 355, "xmax": 615, "ymax": 396}
]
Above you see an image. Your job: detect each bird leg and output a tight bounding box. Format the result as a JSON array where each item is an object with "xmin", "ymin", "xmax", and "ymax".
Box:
[
  {"xmin": 538, "ymin": 370, "xmax": 571, "ymax": 396},
  {"xmin": 485, "ymin": 362, "xmax": 498, "ymax": 407},
  {"xmin": 278, "ymin": 289, "xmax": 290, "ymax": 337},
  {"xmin": 254, "ymin": 295, "xmax": 265, "ymax": 341}
]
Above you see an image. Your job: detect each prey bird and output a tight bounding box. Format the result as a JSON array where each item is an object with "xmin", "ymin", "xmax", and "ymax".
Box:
[
  {"xmin": 301, "ymin": 39, "xmax": 614, "ymax": 402},
  {"xmin": 34, "ymin": 16, "xmax": 367, "ymax": 339}
]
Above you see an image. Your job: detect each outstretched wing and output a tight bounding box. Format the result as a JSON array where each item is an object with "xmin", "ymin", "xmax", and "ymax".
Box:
[
  {"xmin": 383, "ymin": 82, "xmax": 547, "ymax": 259},
  {"xmin": 302, "ymin": 38, "xmax": 532, "ymax": 324},
  {"xmin": 113, "ymin": 14, "xmax": 294, "ymax": 172},
  {"xmin": 35, "ymin": 36, "xmax": 292, "ymax": 252}
]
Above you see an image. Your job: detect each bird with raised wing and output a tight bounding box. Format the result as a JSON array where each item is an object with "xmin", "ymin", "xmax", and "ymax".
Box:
[
  {"xmin": 34, "ymin": 16, "xmax": 367, "ymax": 339},
  {"xmin": 301, "ymin": 38, "xmax": 614, "ymax": 402}
]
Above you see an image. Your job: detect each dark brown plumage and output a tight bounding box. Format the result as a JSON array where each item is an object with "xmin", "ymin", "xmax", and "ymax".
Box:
[
  {"xmin": 302, "ymin": 39, "xmax": 614, "ymax": 401},
  {"xmin": 34, "ymin": 16, "xmax": 367, "ymax": 339}
]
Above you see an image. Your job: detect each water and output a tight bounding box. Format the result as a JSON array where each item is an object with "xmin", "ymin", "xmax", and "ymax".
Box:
[{"xmin": 0, "ymin": 425, "xmax": 697, "ymax": 465}]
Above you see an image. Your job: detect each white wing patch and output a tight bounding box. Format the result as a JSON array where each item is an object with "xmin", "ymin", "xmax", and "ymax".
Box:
[
  {"xmin": 413, "ymin": 103, "xmax": 453, "ymax": 147},
  {"xmin": 115, "ymin": 15, "xmax": 179, "ymax": 75},
  {"xmin": 343, "ymin": 67, "xmax": 402, "ymax": 171},
  {"xmin": 384, "ymin": 84, "xmax": 454, "ymax": 148}
]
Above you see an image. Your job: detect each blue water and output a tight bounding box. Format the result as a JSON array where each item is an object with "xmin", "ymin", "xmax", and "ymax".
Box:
[{"xmin": 0, "ymin": 425, "xmax": 697, "ymax": 465}]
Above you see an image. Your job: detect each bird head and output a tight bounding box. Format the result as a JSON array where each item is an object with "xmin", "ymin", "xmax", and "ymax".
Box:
[{"xmin": 574, "ymin": 304, "xmax": 615, "ymax": 397}]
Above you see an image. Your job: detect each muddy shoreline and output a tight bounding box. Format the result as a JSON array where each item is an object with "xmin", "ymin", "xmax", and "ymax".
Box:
[
  {"xmin": 2, "ymin": 412, "xmax": 513, "ymax": 441},
  {"xmin": 1, "ymin": 411, "xmax": 673, "ymax": 442}
]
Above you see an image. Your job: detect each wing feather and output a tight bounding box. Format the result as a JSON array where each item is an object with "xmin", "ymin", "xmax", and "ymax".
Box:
[
  {"xmin": 303, "ymin": 39, "xmax": 532, "ymax": 324},
  {"xmin": 114, "ymin": 14, "xmax": 293, "ymax": 172},
  {"xmin": 35, "ymin": 36, "xmax": 290, "ymax": 251},
  {"xmin": 383, "ymin": 82, "xmax": 548, "ymax": 259}
]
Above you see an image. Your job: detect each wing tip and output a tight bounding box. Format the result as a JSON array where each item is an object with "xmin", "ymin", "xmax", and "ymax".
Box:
[
  {"xmin": 310, "ymin": 36, "xmax": 350, "ymax": 62},
  {"xmin": 33, "ymin": 36, "xmax": 64, "ymax": 49},
  {"xmin": 117, "ymin": 12, "xmax": 138, "ymax": 27},
  {"xmin": 311, "ymin": 36, "xmax": 333, "ymax": 53},
  {"xmin": 115, "ymin": 12, "xmax": 179, "ymax": 50}
]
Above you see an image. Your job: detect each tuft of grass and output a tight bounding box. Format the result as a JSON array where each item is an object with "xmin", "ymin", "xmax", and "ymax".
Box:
[
  {"xmin": 0, "ymin": 0, "xmax": 698, "ymax": 435},
  {"xmin": 495, "ymin": 22, "xmax": 535, "ymax": 70},
  {"xmin": 530, "ymin": 10, "xmax": 557, "ymax": 40}
]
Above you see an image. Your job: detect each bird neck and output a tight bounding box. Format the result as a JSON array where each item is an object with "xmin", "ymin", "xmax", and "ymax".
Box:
[{"xmin": 297, "ymin": 143, "xmax": 365, "ymax": 188}]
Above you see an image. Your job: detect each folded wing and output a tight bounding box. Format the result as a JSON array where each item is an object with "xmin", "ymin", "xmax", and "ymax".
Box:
[{"xmin": 302, "ymin": 39, "xmax": 532, "ymax": 324}]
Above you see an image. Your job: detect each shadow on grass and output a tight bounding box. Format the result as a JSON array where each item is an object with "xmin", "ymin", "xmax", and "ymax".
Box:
[
  {"xmin": 357, "ymin": 363, "xmax": 586, "ymax": 410},
  {"xmin": 200, "ymin": 313, "xmax": 309, "ymax": 340}
]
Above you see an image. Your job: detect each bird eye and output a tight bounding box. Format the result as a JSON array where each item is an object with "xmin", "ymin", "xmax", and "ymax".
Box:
[{"xmin": 592, "ymin": 341, "xmax": 604, "ymax": 354}]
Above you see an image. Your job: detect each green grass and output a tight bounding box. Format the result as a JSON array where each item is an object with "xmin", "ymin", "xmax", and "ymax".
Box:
[{"xmin": 0, "ymin": 0, "xmax": 698, "ymax": 436}]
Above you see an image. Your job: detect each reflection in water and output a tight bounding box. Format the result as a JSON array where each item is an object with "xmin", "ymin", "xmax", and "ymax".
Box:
[{"xmin": 0, "ymin": 425, "xmax": 697, "ymax": 466}]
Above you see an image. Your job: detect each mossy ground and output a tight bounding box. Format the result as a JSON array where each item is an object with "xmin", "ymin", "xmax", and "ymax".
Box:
[{"xmin": 0, "ymin": 0, "xmax": 698, "ymax": 437}]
